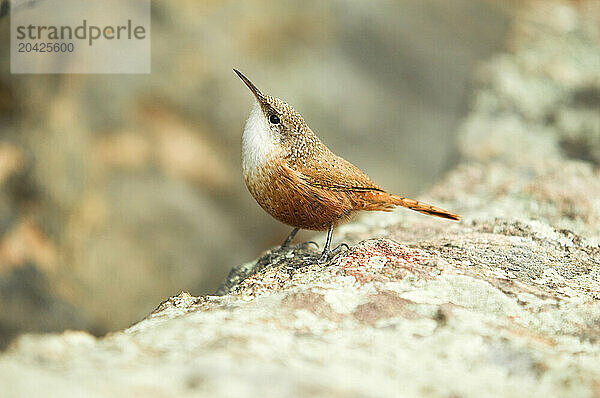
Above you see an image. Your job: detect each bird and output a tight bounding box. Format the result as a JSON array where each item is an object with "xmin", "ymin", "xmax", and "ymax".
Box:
[{"xmin": 234, "ymin": 69, "xmax": 460, "ymax": 263}]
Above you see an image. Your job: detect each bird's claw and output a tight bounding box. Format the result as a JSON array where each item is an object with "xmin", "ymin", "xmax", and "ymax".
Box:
[
  {"xmin": 332, "ymin": 243, "xmax": 349, "ymax": 253},
  {"xmin": 304, "ymin": 241, "xmax": 319, "ymax": 249}
]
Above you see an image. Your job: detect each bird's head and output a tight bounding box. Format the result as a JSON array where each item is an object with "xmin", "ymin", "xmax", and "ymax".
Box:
[{"xmin": 234, "ymin": 69, "xmax": 308, "ymax": 138}]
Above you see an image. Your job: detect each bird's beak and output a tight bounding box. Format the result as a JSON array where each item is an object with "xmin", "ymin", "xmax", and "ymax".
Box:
[{"xmin": 233, "ymin": 69, "xmax": 264, "ymax": 102}]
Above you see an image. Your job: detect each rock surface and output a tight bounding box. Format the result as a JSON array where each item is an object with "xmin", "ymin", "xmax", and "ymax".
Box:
[{"xmin": 1, "ymin": 1, "xmax": 600, "ymax": 397}]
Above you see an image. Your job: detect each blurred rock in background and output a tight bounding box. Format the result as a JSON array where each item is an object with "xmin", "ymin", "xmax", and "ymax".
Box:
[{"xmin": 0, "ymin": 0, "xmax": 510, "ymax": 347}]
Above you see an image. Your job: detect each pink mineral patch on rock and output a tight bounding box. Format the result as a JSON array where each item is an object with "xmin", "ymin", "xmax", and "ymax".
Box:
[{"xmin": 335, "ymin": 239, "xmax": 437, "ymax": 283}]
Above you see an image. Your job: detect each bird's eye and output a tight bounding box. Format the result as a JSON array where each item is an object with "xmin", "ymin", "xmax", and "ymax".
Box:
[{"xmin": 269, "ymin": 114, "xmax": 280, "ymax": 124}]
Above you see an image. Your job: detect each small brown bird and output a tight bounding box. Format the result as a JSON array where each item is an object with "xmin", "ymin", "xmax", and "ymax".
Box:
[{"xmin": 234, "ymin": 69, "xmax": 460, "ymax": 263}]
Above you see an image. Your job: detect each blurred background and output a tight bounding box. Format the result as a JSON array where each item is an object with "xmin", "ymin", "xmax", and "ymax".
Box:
[{"xmin": 0, "ymin": 0, "xmax": 513, "ymax": 348}]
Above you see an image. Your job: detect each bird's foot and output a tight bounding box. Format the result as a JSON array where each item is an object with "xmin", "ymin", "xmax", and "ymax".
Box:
[
  {"xmin": 317, "ymin": 251, "xmax": 329, "ymax": 264},
  {"xmin": 316, "ymin": 243, "xmax": 350, "ymax": 264}
]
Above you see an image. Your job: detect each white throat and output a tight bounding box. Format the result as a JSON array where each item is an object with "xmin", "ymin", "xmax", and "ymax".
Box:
[{"xmin": 242, "ymin": 102, "xmax": 278, "ymax": 175}]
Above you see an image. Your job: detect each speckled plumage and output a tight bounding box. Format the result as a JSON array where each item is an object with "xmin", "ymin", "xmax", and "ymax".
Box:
[{"xmin": 236, "ymin": 70, "xmax": 460, "ymax": 232}]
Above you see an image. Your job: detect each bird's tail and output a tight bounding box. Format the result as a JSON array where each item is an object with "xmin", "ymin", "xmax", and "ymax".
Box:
[{"xmin": 386, "ymin": 194, "xmax": 460, "ymax": 221}]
